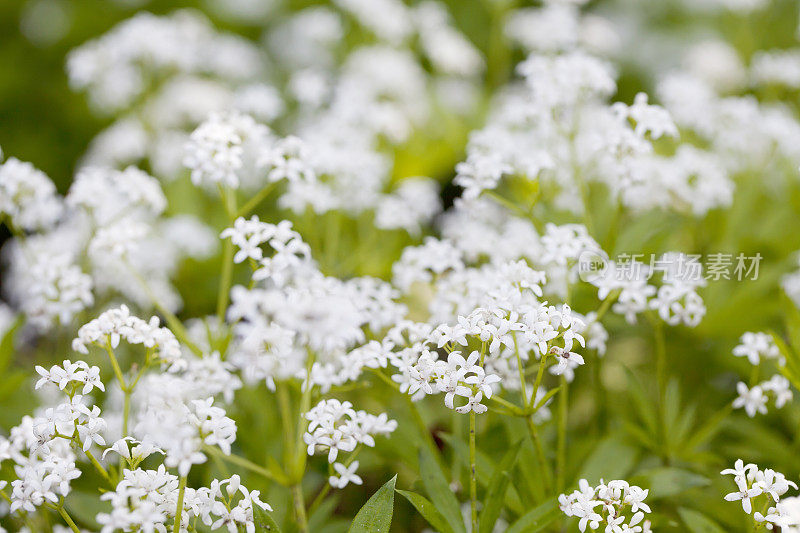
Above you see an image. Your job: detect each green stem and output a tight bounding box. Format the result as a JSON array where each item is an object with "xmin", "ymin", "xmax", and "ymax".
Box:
[
  {"xmin": 653, "ymin": 318, "xmax": 667, "ymax": 409},
  {"xmin": 216, "ymin": 238, "xmax": 235, "ymax": 323},
  {"xmin": 216, "ymin": 185, "xmax": 238, "ymax": 325},
  {"xmin": 529, "ymin": 351, "xmax": 550, "ymax": 412},
  {"xmin": 84, "ymin": 449, "xmax": 115, "ymax": 487},
  {"xmin": 126, "ymin": 267, "xmax": 202, "ymax": 356},
  {"xmin": 488, "ymin": 395, "xmax": 523, "ymax": 415},
  {"xmin": 204, "ymin": 446, "xmax": 284, "ymax": 484},
  {"xmin": 484, "ymin": 190, "xmax": 530, "ymax": 219},
  {"xmin": 370, "ymin": 369, "xmax": 447, "ymax": 472},
  {"xmin": 514, "ymin": 333, "xmax": 529, "ymax": 407},
  {"xmin": 57, "ymin": 505, "xmax": 81, "ymax": 533},
  {"xmin": 556, "ymin": 377, "xmax": 568, "ymax": 492},
  {"xmin": 292, "ymin": 483, "xmax": 309, "ymax": 533},
  {"xmin": 173, "ymin": 475, "xmax": 187, "ymax": 533},
  {"xmin": 469, "ymin": 411, "xmax": 478, "ymax": 533},
  {"xmin": 104, "ymin": 343, "xmax": 127, "ymax": 391},
  {"xmin": 294, "ymin": 352, "xmax": 316, "ymax": 476},
  {"xmin": 525, "ymin": 417, "xmax": 552, "ymax": 494},
  {"xmin": 593, "ymin": 290, "xmax": 620, "ymax": 323},
  {"xmin": 237, "ymin": 181, "xmax": 278, "ymax": 218},
  {"xmin": 277, "ymin": 382, "xmax": 295, "ymax": 467},
  {"xmin": 308, "ymin": 445, "xmax": 362, "ymax": 515}
]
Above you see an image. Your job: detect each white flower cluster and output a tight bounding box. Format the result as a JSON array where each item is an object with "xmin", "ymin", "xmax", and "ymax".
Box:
[
  {"xmin": 303, "ymin": 399, "xmax": 396, "ymax": 487},
  {"xmin": 450, "ymin": 40, "xmax": 736, "ymax": 219},
  {"xmin": 98, "ymin": 469, "xmax": 270, "ymax": 533},
  {"xmin": 559, "ymin": 478, "xmax": 652, "ymax": 533},
  {"xmin": 0, "ymin": 360, "xmax": 108, "ymax": 515},
  {"xmin": 221, "ymin": 216, "xmax": 312, "ymax": 284},
  {"xmin": 2, "ymin": 154, "xmax": 216, "ymax": 330},
  {"xmin": 731, "ymin": 332, "xmax": 794, "ymax": 417},
  {"xmin": 226, "ymin": 219, "xmax": 406, "ymax": 392},
  {"xmin": 67, "ymin": 10, "xmax": 262, "ymax": 113},
  {"xmin": 0, "ymin": 157, "xmax": 63, "ymax": 231},
  {"xmin": 722, "ymin": 459, "xmax": 800, "ymax": 529},
  {"xmin": 184, "ymin": 110, "xmax": 273, "ymax": 190},
  {"xmin": 374, "ymin": 177, "xmax": 441, "ymax": 236},
  {"xmin": 72, "ymin": 305, "xmax": 184, "ymax": 371},
  {"xmin": 35, "ymin": 360, "xmax": 105, "ymax": 395},
  {"xmin": 135, "ymin": 396, "xmax": 237, "ymax": 477},
  {"xmin": 347, "ymin": 256, "xmax": 595, "ymax": 422},
  {"xmin": 590, "ymin": 252, "xmax": 707, "ymax": 327}
]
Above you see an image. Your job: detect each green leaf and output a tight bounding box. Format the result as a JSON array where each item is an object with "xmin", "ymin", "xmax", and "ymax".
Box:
[
  {"xmin": 419, "ymin": 448, "xmax": 466, "ymax": 533},
  {"xmin": 632, "ymin": 467, "xmax": 709, "ymax": 499},
  {"xmin": 253, "ymin": 505, "xmax": 282, "ymax": 532},
  {"xmin": 677, "ymin": 508, "xmax": 726, "ymax": 533},
  {"xmin": 396, "ymin": 489, "xmax": 455, "ymax": 533},
  {"xmin": 479, "ymin": 440, "xmax": 522, "ymax": 533},
  {"xmin": 348, "ymin": 475, "xmax": 397, "ymax": 533},
  {"xmin": 506, "ymin": 498, "xmax": 560, "ymax": 533},
  {"xmin": 579, "ymin": 436, "xmax": 637, "ymax": 484}
]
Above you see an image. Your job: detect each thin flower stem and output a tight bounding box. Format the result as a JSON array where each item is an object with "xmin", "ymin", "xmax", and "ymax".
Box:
[
  {"xmin": 291, "ymin": 483, "xmax": 309, "ymax": 533},
  {"xmin": 84, "ymin": 449, "xmax": 115, "ymax": 487},
  {"xmin": 529, "ymin": 351, "xmax": 550, "ymax": 411},
  {"xmin": 525, "ymin": 417, "xmax": 553, "ymax": 494},
  {"xmin": 484, "ymin": 190, "xmax": 530, "ymax": 219},
  {"xmin": 57, "ymin": 505, "xmax": 81, "ymax": 533},
  {"xmin": 514, "ymin": 332, "xmax": 529, "ymax": 406},
  {"xmin": 173, "ymin": 475, "xmax": 187, "ymax": 533},
  {"xmin": 370, "ymin": 369, "xmax": 447, "ymax": 472},
  {"xmin": 469, "ymin": 411, "xmax": 478, "ymax": 533},
  {"xmin": 653, "ymin": 318, "xmax": 667, "ymax": 409},
  {"xmin": 104, "ymin": 343, "xmax": 127, "ymax": 391},
  {"xmin": 216, "ymin": 185, "xmax": 238, "ymax": 325},
  {"xmin": 204, "ymin": 446, "xmax": 284, "ymax": 483},
  {"xmin": 276, "ymin": 381, "xmax": 295, "ymax": 467},
  {"xmin": 122, "ymin": 391, "xmax": 131, "ymax": 436},
  {"xmin": 488, "ymin": 395, "xmax": 522, "ymax": 415},
  {"xmin": 593, "ymin": 289, "xmax": 621, "ymax": 323},
  {"xmin": 556, "ymin": 376, "xmax": 568, "ymax": 492},
  {"xmin": 308, "ymin": 445, "xmax": 363, "ymax": 515},
  {"xmin": 236, "ymin": 181, "xmax": 278, "ymax": 218},
  {"xmin": 216, "ymin": 238, "xmax": 235, "ymax": 323},
  {"xmin": 295, "ymin": 351, "xmax": 316, "ymax": 475},
  {"xmin": 649, "ymin": 313, "xmax": 669, "ymax": 462},
  {"xmin": 126, "ymin": 267, "xmax": 202, "ymax": 356}
]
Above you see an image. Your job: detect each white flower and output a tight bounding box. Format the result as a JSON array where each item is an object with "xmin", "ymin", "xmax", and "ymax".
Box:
[
  {"xmin": 732, "ymin": 382, "xmax": 768, "ymax": 417},
  {"xmin": 724, "ymin": 476, "xmax": 763, "ymax": 514},
  {"xmin": 329, "ymin": 461, "xmax": 363, "ymax": 488}
]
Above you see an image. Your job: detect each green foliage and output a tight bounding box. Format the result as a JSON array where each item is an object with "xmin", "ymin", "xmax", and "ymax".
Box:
[
  {"xmin": 396, "ymin": 490, "xmax": 455, "ymax": 533},
  {"xmin": 348, "ymin": 475, "xmax": 397, "ymax": 533},
  {"xmin": 678, "ymin": 507, "xmax": 726, "ymax": 533},
  {"xmin": 253, "ymin": 505, "xmax": 283, "ymax": 533},
  {"xmin": 417, "ymin": 449, "xmax": 466, "ymax": 533},
  {"xmin": 505, "ymin": 499, "xmax": 560, "ymax": 533}
]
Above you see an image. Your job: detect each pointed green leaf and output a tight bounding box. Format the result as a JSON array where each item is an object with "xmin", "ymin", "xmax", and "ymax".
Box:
[
  {"xmin": 479, "ymin": 440, "xmax": 522, "ymax": 533},
  {"xmin": 677, "ymin": 508, "xmax": 726, "ymax": 533},
  {"xmin": 506, "ymin": 498, "xmax": 560, "ymax": 533},
  {"xmin": 348, "ymin": 475, "xmax": 397, "ymax": 533},
  {"xmin": 419, "ymin": 448, "xmax": 466, "ymax": 533},
  {"xmin": 253, "ymin": 505, "xmax": 282, "ymax": 532},
  {"xmin": 396, "ymin": 489, "xmax": 455, "ymax": 533}
]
